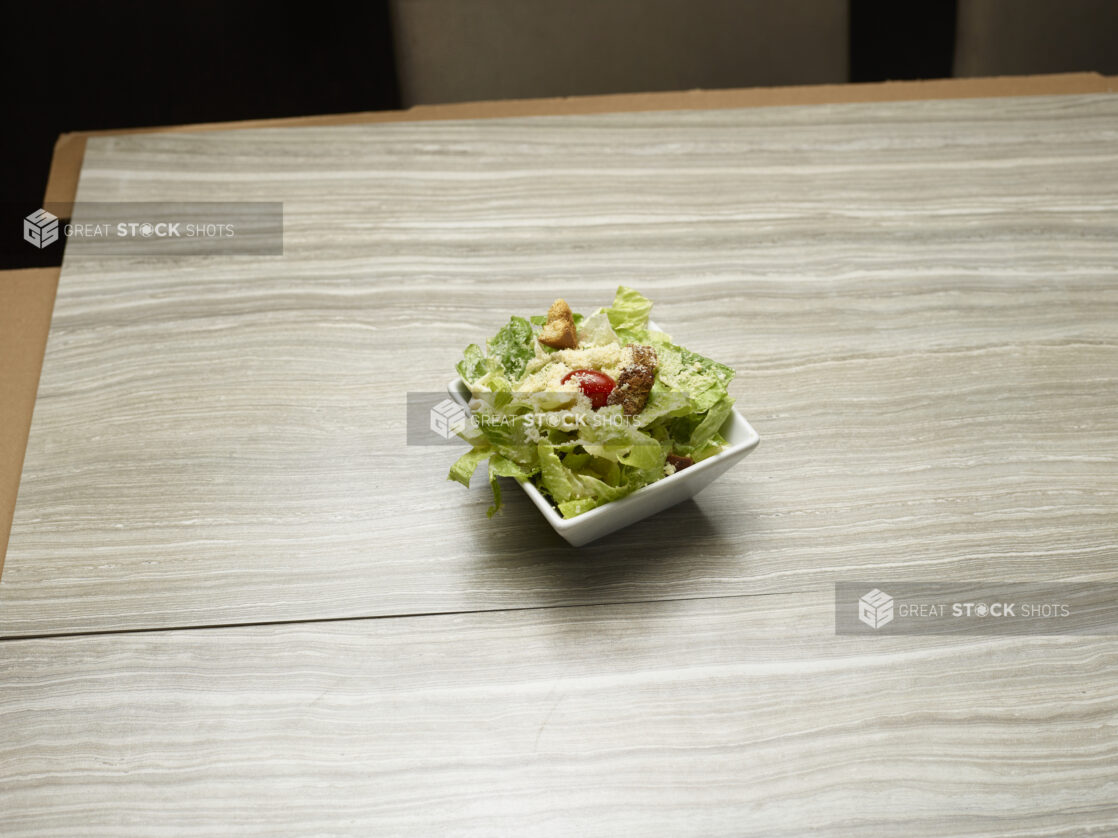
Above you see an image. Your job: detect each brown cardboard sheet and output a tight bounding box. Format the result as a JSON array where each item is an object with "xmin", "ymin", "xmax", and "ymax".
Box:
[
  {"xmin": 0, "ymin": 269, "xmax": 59, "ymax": 575},
  {"xmin": 3, "ymin": 72, "xmax": 1115, "ymax": 574}
]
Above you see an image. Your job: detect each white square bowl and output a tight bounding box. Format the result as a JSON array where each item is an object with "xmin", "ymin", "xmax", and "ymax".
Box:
[{"xmin": 447, "ymin": 362, "xmax": 760, "ymax": 547}]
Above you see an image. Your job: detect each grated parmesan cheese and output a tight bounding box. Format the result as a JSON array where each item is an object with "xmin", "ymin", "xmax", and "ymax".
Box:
[{"xmin": 519, "ymin": 341, "xmax": 629, "ymax": 393}]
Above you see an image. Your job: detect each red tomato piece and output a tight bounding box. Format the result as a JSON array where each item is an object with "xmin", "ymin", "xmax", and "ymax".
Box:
[{"xmin": 561, "ymin": 368, "xmax": 616, "ymax": 409}]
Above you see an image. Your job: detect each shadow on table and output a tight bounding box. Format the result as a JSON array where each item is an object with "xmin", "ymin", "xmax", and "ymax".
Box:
[{"xmin": 467, "ymin": 482, "xmax": 758, "ymax": 612}]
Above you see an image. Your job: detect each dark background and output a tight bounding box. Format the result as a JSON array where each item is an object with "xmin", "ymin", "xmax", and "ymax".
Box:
[
  {"xmin": 1, "ymin": 1, "xmax": 399, "ymax": 268},
  {"xmin": 0, "ymin": 2, "xmax": 947, "ymax": 216},
  {"xmin": 2, "ymin": 0, "xmax": 1113, "ymax": 269}
]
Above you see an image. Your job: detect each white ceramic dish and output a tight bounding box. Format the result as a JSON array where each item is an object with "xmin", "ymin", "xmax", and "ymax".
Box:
[
  {"xmin": 447, "ymin": 319, "xmax": 759, "ymax": 546},
  {"xmin": 448, "ymin": 375, "xmax": 759, "ymax": 546}
]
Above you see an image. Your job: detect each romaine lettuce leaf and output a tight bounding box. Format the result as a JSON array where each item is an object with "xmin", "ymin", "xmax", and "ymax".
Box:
[
  {"xmin": 456, "ymin": 343, "xmax": 487, "ymax": 384},
  {"xmin": 652, "ymin": 338, "xmax": 735, "ymax": 413},
  {"xmin": 691, "ymin": 432, "xmax": 729, "ymax": 462},
  {"xmin": 486, "ymin": 454, "xmax": 531, "ymax": 517},
  {"xmin": 557, "ymin": 498, "xmax": 599, "ymax": 518},
  {"xmin": 634, "ymin": 380, "xmax": 693, "ymax": 428},
  {"xmin": 604, "ymin": 286, "xmax": 653, "ymax": 344},
  {"xmin": 488, "ymin": 316, "xmax": 535, "ymax": 381},
  {"xmin": 536, "ymin": 440, "xmax": 579, "ymax": 504},
  {"xmin": 470, "ymin": 412, "xmax": 540, "ymax": 471},
  {"xmin": 685, "ymin": 395, "xmax": 735, "ymax": 452},
  {"xmin": 536, "ymin": 440, "xmax": 637, "ymax": 514},
  {"xmin": 576, "ymin": 311, "xmax": 618, "ymax": 347},
  {"xmin": 576, "ymin": 408, "xmax": 665, "ymax": 470},
  {"xmin": 678, "ymin": 344, "xmax": 734, "ymax": 389},
  {"xmin": 448, "ymin": 446, "xmax": 491, "ymax": 487}
]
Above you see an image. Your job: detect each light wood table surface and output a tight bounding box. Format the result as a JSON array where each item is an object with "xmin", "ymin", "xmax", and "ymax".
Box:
[{"xmin": 1, "ymin": 92, "xmax": 1117, "ymax": 835}]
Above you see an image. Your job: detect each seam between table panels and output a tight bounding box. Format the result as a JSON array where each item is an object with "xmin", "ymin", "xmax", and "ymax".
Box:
[{"xmin": 0, "ymin": 586, "xmax": 831, "ymax": 643}]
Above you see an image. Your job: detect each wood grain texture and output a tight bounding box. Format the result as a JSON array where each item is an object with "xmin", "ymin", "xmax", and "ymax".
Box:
[
  {"xmin": 2, "ymin": 592, "xmax": 1117, "ymax": 837},
  {"xmin": 2, "ymin": 94, "xmax": 1118, "ymax": 635},
  {"xmin": 41, "ymin": 73, "xmax": 1117, "ymax": 205}
]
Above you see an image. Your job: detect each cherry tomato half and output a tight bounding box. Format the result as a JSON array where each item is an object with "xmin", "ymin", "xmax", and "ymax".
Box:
[{"xmin": 561, "ymin": 368, "xmax": 615, "ymax": 410}]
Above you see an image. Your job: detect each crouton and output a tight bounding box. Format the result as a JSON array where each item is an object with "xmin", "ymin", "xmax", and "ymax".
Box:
[
  {"xmin": 547, "ymin": 299, "xmax": 572, "ymax": 323},
  {"xmin": 538, "ymin": 297, "xmax": 578, "ymax": 350},
  {"xmin": 666, "ymin": 453, "xmax": 694, "ymax": 472},
  {"xmin": 627, "ymin": 344, "xmax": 657, "ymax": 370},
  {"xmin": 607, "ymin": 344, "xmax": 658, "ymax": 415}
]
